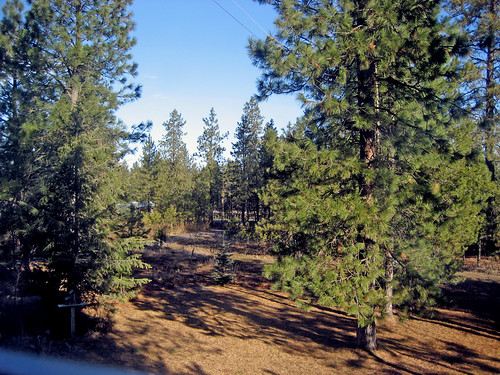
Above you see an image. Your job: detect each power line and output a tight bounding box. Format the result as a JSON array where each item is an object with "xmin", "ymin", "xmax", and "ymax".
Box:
[
  {"xmin": 211, "ymin": 0, "xmax": 259, "ymax": 39},
  {"xmin": 230, "ymin": 0, "xmax": 271, "ymax": 38}
]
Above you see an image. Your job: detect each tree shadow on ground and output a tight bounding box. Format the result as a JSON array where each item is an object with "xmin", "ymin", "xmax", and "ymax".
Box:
[
  {"xmin": 138, "ymin": 232, "xmax": 357, "ymax": 348},
  {"xmin": 441, "ymin": 278, "xmax": 500, "ymax": 332},
  {"xmin": 6, "ymin": 232, "xmax": 498, "ymax": 374},
  {"xmin": 128, "ymin": 232, "xmax": 500, "ymax": 374},
  {"xmin": 77, "ymin": 333, "xmax": 172, "ymax": 374},
  {"xmin": 375, "ymin": 325, "xmax": 500, "ymax": 375},
  {"xmin": 135, "ymin": 280, "xmax": 357, "ymax": 353}
]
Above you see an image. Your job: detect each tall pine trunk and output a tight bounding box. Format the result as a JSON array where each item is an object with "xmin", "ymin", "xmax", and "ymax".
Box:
[
  {"xmin": 385, "ymin": 250, "xmax": 394, "ymax": 318},
  {"xmin": 356, "ymin": 10, "xmax": 379, "ymax": 344},
  {"xmin": 478, "ymin": 235, "xmax": 484, "ymax": 267},
  {"xmin": 357, "ymin": 118, "xmax": 378, "ymax": 349},
  {"xmin": 241, "ymin": 201, "xmax": 246, "ymax": 223}
]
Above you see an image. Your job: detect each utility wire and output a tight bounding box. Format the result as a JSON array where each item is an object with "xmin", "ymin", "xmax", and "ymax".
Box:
[
  {"xmin": 211, "ymin": 0, "xmax": 259, "ymax": 39},
  {"xmin": 211, "ymin": 0, "xmax": 326, "ymax": 98},
  {"xmin": 230, "ymin": 0, "xmax": 271, "ymax": 38}
]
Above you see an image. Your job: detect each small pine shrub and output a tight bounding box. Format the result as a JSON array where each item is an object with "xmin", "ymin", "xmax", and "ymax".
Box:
[{"xmin": 212, "ymin": 237, "xmax": 235, "ymax": 285}]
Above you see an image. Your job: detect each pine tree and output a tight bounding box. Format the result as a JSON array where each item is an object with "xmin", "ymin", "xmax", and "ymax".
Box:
[
  {"xmin": 212, "ymin": 234, "xmax": 235, "ymax": 285},
  {"xmin": 198, "ymin": 108, "xmax": 228, "ymax": 167},
  {"xmin": 196, "ymin": 108, "xmax": 228, "ymax": 222},
  {"xmin": 135, "ymin": 135, "xmax": 160, "ymax": 212},
  {"xmin": 160, "ymin": 109, "xmax": 190, "ymax": 167},
  {"xmin": 0, "ymin": 0, "xmax": 149, "ymax": 302},
  {"xmin": 447, "ymin": 0, "xmax": 499, "ymax": 177},
  {"xmin": 157, "ymin": 109, "xmax": 194, "ymax": 220},
  {"xmin": 221, "ymin": 159, "xmax": 242, "ymax": 221},
  {"xmin": 251, "ymin": 0, "xmax": 490, "ymax": 349},
  {"xmin": 231, "ymin": 98, "xmax": 264, "ymax": 222},
  {"xmin": 446, "ymin": 0, "xmax": 500, "ymax": 259},
  {"xmin": 259, "ymin": 120, "xmax": 279, "ymax": 220},
  {"xmin": 0, "ymin": 0, "xmax": 42, "ymax": 272}
]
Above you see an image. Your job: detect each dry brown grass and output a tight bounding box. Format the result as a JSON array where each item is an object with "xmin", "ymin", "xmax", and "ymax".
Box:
[{"xmin": 7, "ymin": 232, "xmax": 500, "ymax": 374}]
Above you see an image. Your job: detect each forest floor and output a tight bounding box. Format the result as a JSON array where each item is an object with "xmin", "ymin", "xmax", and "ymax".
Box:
[{"xmin": 5, "ymin": 231, "xmax": 500, "ymax": 374}]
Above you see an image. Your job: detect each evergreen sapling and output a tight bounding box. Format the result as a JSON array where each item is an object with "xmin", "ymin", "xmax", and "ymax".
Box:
[{"xmin": 212, "ymin": 233, "xmax": 235, "ymax": 285}]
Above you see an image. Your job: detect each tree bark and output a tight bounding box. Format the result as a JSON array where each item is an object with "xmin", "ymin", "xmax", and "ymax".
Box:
[
  {"xmin": 477, "ymin": 236, "xmax": 482, "ymax": 267},
  {"xmin": 355, "ymin": 0, "xmax": 379, "ymax": 351},
  {"xmin": 357, "ymin": 321, "xmax": 377, "ymax": 350},
  {"xmin": 385, "ymin": 250, "xmax": 394, "ymax": 318},
  {"xmin": 241, "ymin": 202, "xmax": 246, "ymax": 223}
]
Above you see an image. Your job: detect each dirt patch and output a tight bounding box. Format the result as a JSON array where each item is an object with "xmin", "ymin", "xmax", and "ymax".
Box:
[{"xmin": 3, "ymin": 232, "xmax": 500, "ymax": 374}]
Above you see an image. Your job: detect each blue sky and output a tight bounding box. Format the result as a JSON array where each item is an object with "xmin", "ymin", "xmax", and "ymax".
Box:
[{"xmin": 117, "ymin": 0, "xmax": 303, "ymax": 164}]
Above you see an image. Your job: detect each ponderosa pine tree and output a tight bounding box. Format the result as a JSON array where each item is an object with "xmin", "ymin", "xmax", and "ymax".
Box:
[
  {"xmin": 0, "ymin": 0, "xmax": 43, "ymax": 274},
  {"xmin": 198, "ymin": 108, "xmax": 228, "ymax": 167},
  {"xmin": 251, "ymin": 0, "xmax": 490, "ymax": 349},
  {"xmin": 446, "ymin": 0, "xmax": 500, "ymax": 260},
  {"xmin": 221, "ymin": 159, "xmax": 242, "ymax": 220},
  {"xmin": 447, "ymin": 0, "xmax": 499, "ymax": 176},
  {"xmin": 0, "ymin": 0, "xmax": 149, "ymax": 303},
  {"xmin": 231, "ymin": 98, "xmax": 264, "ymax": 222},
  {"xmin": 196, "ymin": 108, "xmax": 228, "ymax": 221},
  {"xmin": 259, "ymin": 120, "xmax": 278, "ymax": 220},
  {"xmin": 157, "ymin": 109, "xmax": 194, "ymax": 219},
  {"xmin": 134, "ymin": 134, "xmax": 159, "ymax": 212}
]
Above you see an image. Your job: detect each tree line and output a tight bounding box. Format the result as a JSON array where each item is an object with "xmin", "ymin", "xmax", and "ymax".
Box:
[
  {"xmin": 0, "ymin": 0, "xmax": 498, "ymax": 350},
  {"xmin": 122, "ymin": 99, "xmax": 277, "ymax": 238}
]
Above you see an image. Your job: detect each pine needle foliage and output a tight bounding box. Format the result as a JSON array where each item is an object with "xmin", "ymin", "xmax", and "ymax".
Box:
[
  {"xmin": 251, "ymin": 0, "xmax": 492, "ymax": 349},
  {"xmin": 156, "ymin": 109, "xmax": 195, "ymax": 220},
  {"xmin": 90, "ymin": 237, "xmax": 151, "ymax": 301},
  {"xmin": 0, "ymin": 0, "xmax": 150, "ymax": 304},
  {"xmin": 232, "ymin": 98, "xmax": 265, "ymax": 222},
  {"xmin": 446, "ymin": 0, "xmax": 500, "ymax": 256},
  {"xmin": 196, "ymin": 108, "xmax": 228, "ymax": 222}
]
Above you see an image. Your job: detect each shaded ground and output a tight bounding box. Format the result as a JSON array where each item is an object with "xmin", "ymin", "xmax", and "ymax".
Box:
[{"xmin": 3, "ymin": 231, "xmax": 500, "ymax": 374}]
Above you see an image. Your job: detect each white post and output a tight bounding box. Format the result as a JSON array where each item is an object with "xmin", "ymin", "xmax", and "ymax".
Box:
[{"xmin": 57, "ymin": 302, "xmax": 89, "ymax": 338}]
